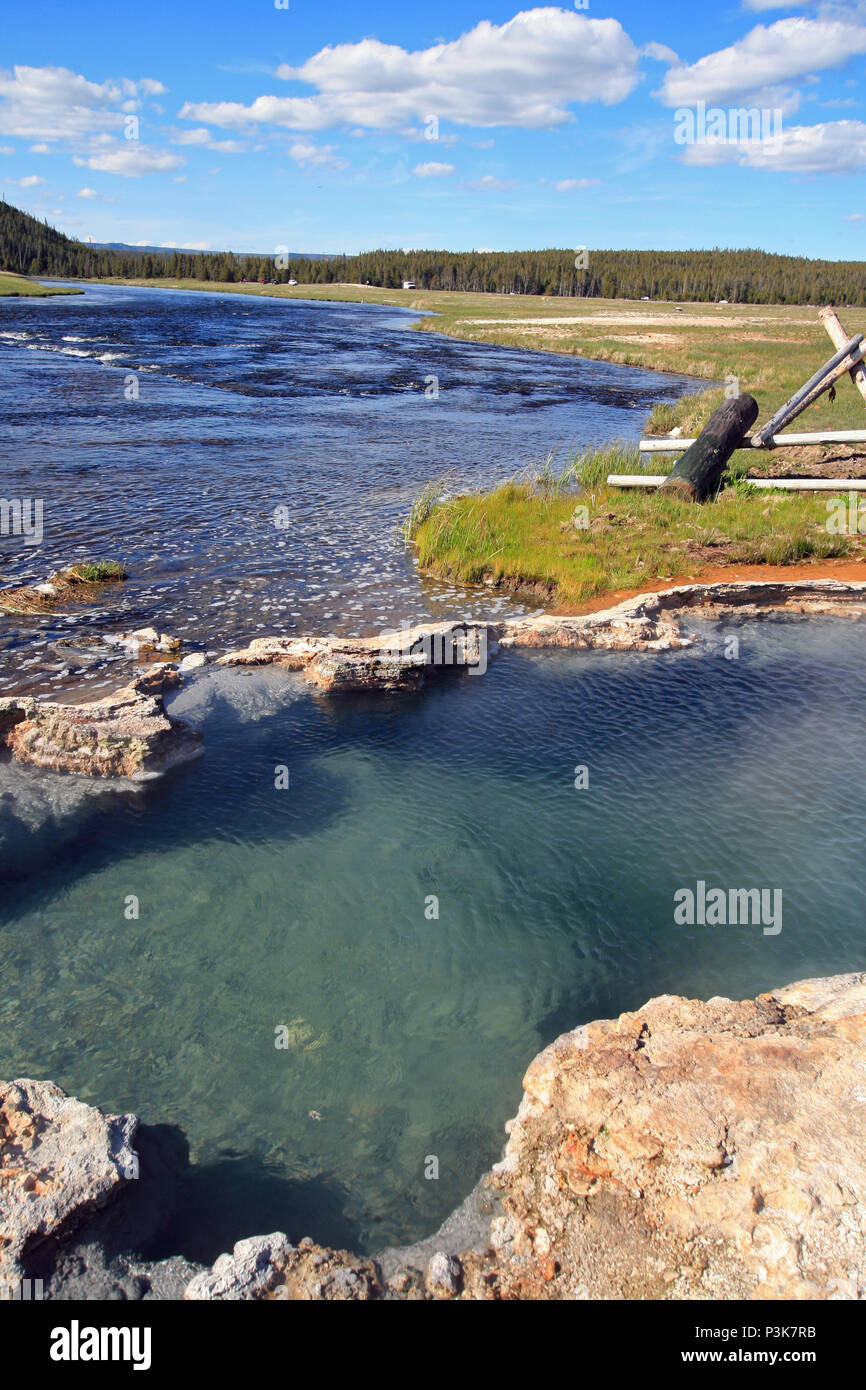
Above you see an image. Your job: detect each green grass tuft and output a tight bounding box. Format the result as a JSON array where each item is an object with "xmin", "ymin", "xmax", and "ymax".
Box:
[
  {"xmin": 405, "ymin": 445, "xmax": 858, "ymax": 606},
  {"xmin": 66, "ymin": 560, "xmax": 127, "ymax": 583}
]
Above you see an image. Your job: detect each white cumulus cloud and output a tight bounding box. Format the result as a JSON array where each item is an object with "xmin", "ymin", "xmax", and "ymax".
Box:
[
  {"xmin": 679, "ymin": 118, "xmax": 866, "ymax": 173},
  {"xmin": 460, "ymin": 174, "xmax": 516, "ymax": 191},
  {"xmin": 179, "ymin": 9, "xmax": 641, "ymax": 133},
  {"xmin": 75, "ymin": 139, "xmax": 184, "ymax": 176},
  {"xmin": 287, "ymin": 139, "xmax": 348, "ymax": 170},
  {"xmin": 168, "ymin": 126, "xmax": 246, "ymax": 152},
  {"xmin": 0, "ymin": 65, "xmax": 166, "ymax": 141},
  {"xmin": 170, "ymin": 126, "xmax": 211, "ymax": 145},
  {"xmin": 643, "ymin": 42, "xmax": 679, "ymax": 64},
  {"xmin": 743, "ymin": 0, "xmax": 809, "ymax": 9},
  {"xmin": 658, "ymin": 17, "xmax": 866, "ymax": 111},
  {"xmin": 554, "ymin": 177, "xmax": 601, "ymax": 190}
]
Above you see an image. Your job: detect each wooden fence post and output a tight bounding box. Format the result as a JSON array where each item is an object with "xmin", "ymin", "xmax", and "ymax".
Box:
[
  {"xmin": 820, "ymin": 307, "xmax": 866, "ymax": 407},
  {"xmin": 752, "ymin": 335, "xmax": 865, "ymax": 446}
]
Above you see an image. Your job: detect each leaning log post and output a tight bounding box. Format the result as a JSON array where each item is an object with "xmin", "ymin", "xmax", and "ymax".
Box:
[
  {"xmin": 820, "ymin": 307, "xmax": 866, "ymax": 408},
  {"xmin": 659, "ymin": 394, "xmax": 759, "ymax": 501},
  {"xmin": 752, "ymin": 335, "xmax": 865, "ymax": 446}
]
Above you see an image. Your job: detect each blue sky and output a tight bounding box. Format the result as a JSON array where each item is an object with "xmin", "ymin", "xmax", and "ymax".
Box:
[{"xmin": 1, "ymin": 0, "xmax": 865, "ymax": 256}]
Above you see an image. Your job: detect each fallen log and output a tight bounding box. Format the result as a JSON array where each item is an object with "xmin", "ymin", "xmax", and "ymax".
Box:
[{"xmin": 659, "ymin": 394, "xmax": 759, "ymax": 501}]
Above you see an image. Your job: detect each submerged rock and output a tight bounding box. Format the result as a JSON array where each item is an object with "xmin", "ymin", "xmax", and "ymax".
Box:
[
  {"xmin": 0, "ymin": 563, "xmax": 126, "ymax": 615},
  {"xmin": 179, "ymin": 652, "xmax": 207, "ymax": 672},
  {"xmin": 110, "ymin": 627, "xmax": 182, "ymax": 655},
  {"xmin": 0, "ymin": 668, "xmax": 201, "ymax": 778}
]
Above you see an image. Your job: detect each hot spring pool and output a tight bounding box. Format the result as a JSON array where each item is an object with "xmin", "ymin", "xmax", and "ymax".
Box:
[{"xmin": 1, "ymin": 615, "xmax": 864, "ymax": 1259}]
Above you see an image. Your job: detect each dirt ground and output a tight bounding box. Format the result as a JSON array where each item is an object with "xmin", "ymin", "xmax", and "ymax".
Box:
[{"xmin": 554, "ymin": 556, "xmax": 866, "ymax": 617}]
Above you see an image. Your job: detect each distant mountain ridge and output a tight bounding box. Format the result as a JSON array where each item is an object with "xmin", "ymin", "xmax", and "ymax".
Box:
[{"xmin": 90, "ymin": 241, "xmax": 331, "ymax": 259}]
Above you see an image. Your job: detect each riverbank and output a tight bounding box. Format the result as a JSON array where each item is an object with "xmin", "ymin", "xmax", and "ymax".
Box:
[
  {"xmin": 557, "ymin": 556, "xmax": 866, "ymax": 616},
  {"xmin": 405, "ymin": 447, "xmax": 866, "ymax": 608},
  {"xmin": 0, "ymin": 272, "xmax": 82, "ymax": 297},
  {"xmin": 4, "ymin": 970, "xmax": 864, "ymax": 1300},
  {"xmin": 95, "ymin": 277, "xmax": 866, "ymax": 606},
  {"xmin": 1, "ymin": 281, "xmax": 704, "ymax": 697},
  {"xmin": 5, "ymin": 277, "xmax": 866, "ymax": 689}
]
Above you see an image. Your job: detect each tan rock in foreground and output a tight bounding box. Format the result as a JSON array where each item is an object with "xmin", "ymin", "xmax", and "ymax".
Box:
[
  {"xmin": 0, "ymin": 1078, "xmax": 138, "ymax": 1296},
  {"xmin": 184, "ymin": 1234, "xmax": 384, "ymax": 1301},
  {"xmin": 0, "ymin": 667, "xmax": 200, "ymax": 778},
  {"xmin": 487, "ymin": 971, "xmax": 866, "ymax": 1300}
]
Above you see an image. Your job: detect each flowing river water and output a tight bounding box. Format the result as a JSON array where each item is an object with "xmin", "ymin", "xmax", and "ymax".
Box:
[{"xmin": 1, "ymin": 282, "xmax": 695, "ymax": 697}]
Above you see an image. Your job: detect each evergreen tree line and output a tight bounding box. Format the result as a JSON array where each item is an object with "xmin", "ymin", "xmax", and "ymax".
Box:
[{"xmin": 3, "ymin": 199, "xmax": 864, "ymax": 305}]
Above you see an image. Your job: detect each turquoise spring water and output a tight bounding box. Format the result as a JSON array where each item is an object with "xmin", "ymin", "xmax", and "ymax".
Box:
[{"xmin": 1, "ymin": 616, "xmax": 865, "ymax": 1258}]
